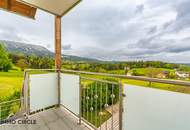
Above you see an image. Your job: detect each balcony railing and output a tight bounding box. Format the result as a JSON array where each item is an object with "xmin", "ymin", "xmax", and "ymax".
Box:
[
  {"xmin": 80, "ymin": 77, "xmax": 122, "ymax": 129},
  {"xmin": 20, "ymin": 69, "xmax": 124, "ymax": 130},
  {"xmin": 0, "ymin": 69, "xmax": 190, "ymax": 130},
  {"xmin": 0, "ymin": 99, "xmax": 22, "ymax": 122}
]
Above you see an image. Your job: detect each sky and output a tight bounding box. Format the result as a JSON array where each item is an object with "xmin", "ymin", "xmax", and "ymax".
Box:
[{"xmin": 0, "ymin": 0, "xmax": 190, "ymax": 63}]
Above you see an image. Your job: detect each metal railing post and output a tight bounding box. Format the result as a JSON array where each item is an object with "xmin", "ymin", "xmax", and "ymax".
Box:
[
  {"xmin": 23, "ymin": 71, "xmax": 30, "ymax": 115},
  {"xmin": 57, "ymin": 70, "xmax": 61, "ymax": 107},
  {"xmin": 79, "ymin": 76, "xmax": 82, "ymax": 125},
  {"xmin": 119, "ymin": 79, "xmax": 123, "ymax": 130}
]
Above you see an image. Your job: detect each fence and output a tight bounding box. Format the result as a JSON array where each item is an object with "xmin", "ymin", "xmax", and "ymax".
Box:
[
  {"xmin": 22, "ymin": 69, "xmax": 123, "ymax": 130},
  {"xmin": 80, "ymin": 77, "xmax": 122, "ymax": 130},
  {"xmin": 0, "ymin": 99, "xmax": 21, "ymax": 122},
  {"xmin": 1, "ymin": 69, "xmax": 190, "ymax": 129}
]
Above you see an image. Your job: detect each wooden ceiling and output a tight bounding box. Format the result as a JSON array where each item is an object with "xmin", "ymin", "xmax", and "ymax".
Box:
[
  {"xmin": 0, "ymin": 0, "xmax": 36, "ymax": 19},
  {"xmin": 18, "ymin": 0, "xmax": 81, "ymax": 16}
]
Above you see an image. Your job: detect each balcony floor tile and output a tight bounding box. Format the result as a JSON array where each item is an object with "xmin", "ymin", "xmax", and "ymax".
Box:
[{"xmin": 0, "ymin": 107, "xmax": 91, "ymax": 130}]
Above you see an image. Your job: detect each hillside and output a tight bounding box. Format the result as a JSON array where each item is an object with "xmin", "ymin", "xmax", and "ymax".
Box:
[
  {"xmin": 0, "ymin": 40, "xmax": 100, "ymax": 62},
  {"xmin": 0, "ymin": 40, "xmax": 53, "ymax": 56}
]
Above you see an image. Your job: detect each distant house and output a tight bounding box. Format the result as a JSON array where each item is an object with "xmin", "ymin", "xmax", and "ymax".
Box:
[
  {"xmin": 127, "ymin": 72, "xmax": 132, "ymax": 76},
  {"xmin": 157, "ymin": 70, "xmax": 169, "ymax": 79},
  {"xmin": 157, "ymin": 73, "xmax": 166, "ymax": 78},
  {"xmin": 175, "ymin": 71, "xmax": 189, "ymax": 78}
]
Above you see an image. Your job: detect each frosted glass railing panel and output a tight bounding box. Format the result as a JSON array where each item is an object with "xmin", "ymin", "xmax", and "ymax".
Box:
[
  {"xmin": 123, "ymin": 85, "xmax": 190, "ymax": 130},
  {"xmin": 30, "ymin": 73, "xmax": 58, "ymax": 112},
  {"xmin": 60, "ymin": 73, "xmax": 80, "ymax": 115}
]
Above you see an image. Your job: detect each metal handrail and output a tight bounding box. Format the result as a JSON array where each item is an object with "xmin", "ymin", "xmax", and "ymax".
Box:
[
  {"xmin": 24, "ymin": 69, "xmax": 190, "ymax": 87},
  {"xmin": 0, "ymin": 99, "xmax": 21, "ymax": 105},
  {"xmin": 62, "ymin": 69, "xmax": 190, "ymax": 87},
  {"xmin": 0, "ymin": 99, "xmax": 22, "ymax": 121},
  {"xmin": 81, "ymin": 77, "xmax": 119, "ymax": 85}
]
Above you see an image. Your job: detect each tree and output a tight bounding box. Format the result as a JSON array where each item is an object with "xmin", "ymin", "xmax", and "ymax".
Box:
[
  {"xmin": 145, "ymin": 67, "xmax": 162, "ymax": 78},
  {"xmin": 16, "ymin": 59, "xmax": 28, "ymax": 71},
  {"xmin": 0, "ymin": 44, "xmax": 12, "ymax": 72},
  {"xmin": 132, "ymin": 69, "xmax": 138, "ymax": 76},
  {"xmin": 25, "ymin": 55, "xmax": 53, "ymax": 69}
]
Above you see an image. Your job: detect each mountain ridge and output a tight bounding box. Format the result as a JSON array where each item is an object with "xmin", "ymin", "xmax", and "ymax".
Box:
[{"xmin": 0, "ymin": 40, "xmax": 100, "ymax": 62}]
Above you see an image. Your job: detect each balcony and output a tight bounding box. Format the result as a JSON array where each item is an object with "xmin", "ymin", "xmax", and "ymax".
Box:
[
  {"xmin": 0, "ymin": 69, "xmax": 123, "ymax": 130},
  {"xmin": 1, "ymin": 69, "xmax": 190, "ymax": 130}
]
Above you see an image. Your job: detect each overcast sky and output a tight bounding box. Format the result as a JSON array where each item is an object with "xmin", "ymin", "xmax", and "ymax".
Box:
[{"xmin": 0, "ymin": 0, "xmax": 190, "ymax": 63}]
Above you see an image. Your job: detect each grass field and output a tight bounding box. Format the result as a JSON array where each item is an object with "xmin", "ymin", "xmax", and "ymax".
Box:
[
  {"xmin": 128, "ymin": 67, "xmax": 175, "ymax": 75},
  {"xmin": 0, "ymin": 70, "xmax": 23, "ymax": 100},
  {"xmin": 82, "ymin": 109, "xmax": 111, "ymax": 127}
]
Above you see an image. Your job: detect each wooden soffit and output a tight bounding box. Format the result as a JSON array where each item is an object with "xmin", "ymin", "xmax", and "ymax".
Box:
[
  {"xmin": 0, "ymin": 0, "xmax": 36, "ymax": 19},
  {"xmin": 17, "ymin": 0, "xmax": 81, "ymax": 17}
]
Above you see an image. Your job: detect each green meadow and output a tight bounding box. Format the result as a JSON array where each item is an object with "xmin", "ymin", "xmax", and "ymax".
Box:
[{"xmin": 0, "ymin": 70, "xmax": 23, "ymax": 100}]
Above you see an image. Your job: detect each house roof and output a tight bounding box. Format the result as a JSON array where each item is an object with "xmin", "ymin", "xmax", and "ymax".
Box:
[
  {"xmin": 0, "ymin": 0, "xmax": 36, "ymax": 19},
  {"xmin": 17, "ymin": 0, "xmax": 81, "ymax": 16},
  {"xmin": 176, "ymin": 71, "xmax": 189, "ymax": 74}
]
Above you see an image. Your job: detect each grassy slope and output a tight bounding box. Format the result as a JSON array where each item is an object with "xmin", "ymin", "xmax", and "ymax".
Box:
[
  {"xmin": 128, "ymin": 68, "xmax": 175, "ymax": 75},
  {"xmin": 0, "ymin": 70, "xmax": 23, "ymax": 98}
]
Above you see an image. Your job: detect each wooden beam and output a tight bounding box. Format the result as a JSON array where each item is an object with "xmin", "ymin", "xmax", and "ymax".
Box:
[
  {"xmin": 55, "ymin": 16, "xmax": 61, "ymax": 106},
  {"xmin": 55, "ymin": 16, "xmax": 62, "ymax": 70},
  {"xmin": 0, "ymin": 0, "xmax": 36, "ymax": 19}
]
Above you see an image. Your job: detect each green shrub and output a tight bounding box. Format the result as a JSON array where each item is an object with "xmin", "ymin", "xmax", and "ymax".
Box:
[{"xmin": 0, "ymin": 44, "xmax": 12, "ymax": 72}]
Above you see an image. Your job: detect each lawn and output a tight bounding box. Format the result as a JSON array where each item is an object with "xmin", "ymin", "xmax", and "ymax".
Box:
[
  {"xmin": 82, "ymin": 109, "xmax": 111, "ymax": 127},
  {"xmin": 0, "ymin": 70, "xmax": 23, "ymax": 100},
  {"xmin": 107, "ymin": 70, "xmax": 125, "ymax": 74},
  {"xmin": 128, "ymin": 67, "xmax": 175, "ymax": 75}
]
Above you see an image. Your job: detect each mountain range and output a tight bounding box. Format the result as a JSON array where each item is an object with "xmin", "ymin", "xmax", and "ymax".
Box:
[
  {"xmin": 1, "ymin": 40, "xmax": 190, "ymax": 65},
  {"xmin": 0, "ymin": 40, "xmax": 100, "ymax": 62}
]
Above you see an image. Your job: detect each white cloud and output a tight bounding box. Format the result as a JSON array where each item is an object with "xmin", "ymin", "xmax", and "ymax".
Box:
[{"xmin": 0, "ymin": 0, "xmax": 190, "ymax": 63}]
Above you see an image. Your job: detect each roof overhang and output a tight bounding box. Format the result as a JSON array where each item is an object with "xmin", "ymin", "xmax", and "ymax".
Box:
[
  {"xmin": 0, "ymin": 0, "xmax": 37, "ymax": 19},
  {"xmin": 17, "ymin": 0, "xmax": 81, "ymax": 17}
]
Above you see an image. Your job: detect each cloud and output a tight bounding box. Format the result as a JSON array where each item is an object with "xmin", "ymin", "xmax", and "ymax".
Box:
[
  {"xmin": 62, "ymin": 44, "xmax": 72, "ymax": 50},
  {"xmin": 147, "ymin": 26, "xmax": 157, "ymax": 34},
  {"xmin": 169, "ymin": 0, "xmax": 190, "ymax": 32},
  {"xmin": 0, "ymin": 24, "xmax": 23, "ymax": 41},
  {"xmin": 135, "ymin": 5, "xmax": 144, "ymax": 14},
  {"xmin": 0, "ymin": 10, "xmax": 54, "ymax": 47},
  {"xmin": 0, "ymin": 0, "xmax": 190, "ymax": 62},
  {"xmin": 163, "ymin": 21, "xmax": 174, "ymax": 29},
  {"xmin": 63, "ymin": 7, "xmax": 135, "ymax": 47}
]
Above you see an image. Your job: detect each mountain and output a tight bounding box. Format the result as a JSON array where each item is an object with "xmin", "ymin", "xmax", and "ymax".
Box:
[
  {"xmin": 0, "ymin": 40, "xmax": 100, "ymax": 62},
  {"xmin": 176, "ymin": 63, "xmax": 190, "ymax": 66},
  {"xmin": 62, "ymin": 55, "xmax": 100, "ymax": 62},
  {"xmin": 0, "ymin": 40, "xmax": 53, "ymax": 56}
]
